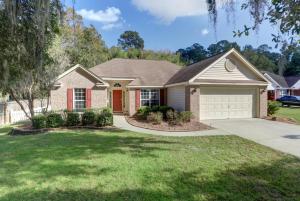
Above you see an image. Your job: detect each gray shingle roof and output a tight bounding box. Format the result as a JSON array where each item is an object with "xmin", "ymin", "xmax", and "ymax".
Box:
[
  {"xmin": 285, "ymin": 76, "xmax": 300, "ymax": 87},
  {"xmin": 262, "ymin": 71, "xmax": 289, "ymax": 88},
  {"xmin": 89, "ymin": 58, "xmax": 181, "ymax": 86},
  {"xmin": 166, "ymin": 52, "xmax": 226, "ymax": 85}
]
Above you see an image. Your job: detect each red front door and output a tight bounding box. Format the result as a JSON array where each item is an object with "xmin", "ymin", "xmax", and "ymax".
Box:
[{"xmin": 113, "ymin": 90, "xmax": 122, "ymax": 112}]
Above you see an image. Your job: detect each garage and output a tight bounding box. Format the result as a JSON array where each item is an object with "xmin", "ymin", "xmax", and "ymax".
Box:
[{"xmin": 199, "ymin": 87, "xmax": 256, "ymax": 120}]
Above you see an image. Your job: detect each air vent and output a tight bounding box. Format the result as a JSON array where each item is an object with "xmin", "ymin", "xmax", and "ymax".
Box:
[{"xmin": 225, "ymin": 59, "xmax": 236, "ymax": 72}]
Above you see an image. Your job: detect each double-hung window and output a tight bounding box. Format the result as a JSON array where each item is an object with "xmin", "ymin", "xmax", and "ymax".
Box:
[
  {"xmin": 74, "ymin": 88, "xmax": 86, "ymax": 111},
  {"xmin": 141, "ymin": 89, "xmax": 160, "ymax": 107}
]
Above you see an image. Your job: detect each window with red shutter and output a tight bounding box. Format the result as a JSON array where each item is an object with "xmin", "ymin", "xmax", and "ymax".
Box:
[
  {"xmin": 67, "ymin": 88, "xmax": 73, "ymax": 111},
  {"xmin": 86, "ymin": 88, "xmax": 92, "ymax": 108}
]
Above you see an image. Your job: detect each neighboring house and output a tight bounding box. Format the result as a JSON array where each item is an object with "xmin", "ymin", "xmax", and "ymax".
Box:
[
  {"xmin": 51, "ymin": 48, "xmax": 269, "ymax": 121},
  {"xmin": 285, "ymin": 76, "xmax": 300, "ymax": 96},
  {"xmin": 262, "ymin": 72, "xmax": 300, "ymax": 100}
]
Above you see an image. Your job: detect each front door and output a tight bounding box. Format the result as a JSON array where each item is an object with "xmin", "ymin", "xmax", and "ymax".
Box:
[{"xmin": 113, "ymin": 90, "xmax": 122, "ymax": 112}]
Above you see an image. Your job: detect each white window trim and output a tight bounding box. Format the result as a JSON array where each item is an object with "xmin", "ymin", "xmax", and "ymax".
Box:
[
  {"xmin": 73, "ymin": 88, "xmax": 86, "ymax": 111},
  {"xmin": 140, "ymin": 89, "xmax": 160, "ymax": 107}
]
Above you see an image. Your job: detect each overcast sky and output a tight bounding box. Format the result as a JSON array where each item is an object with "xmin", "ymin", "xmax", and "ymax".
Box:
[{"xmin": 65, "ymin": 0, "xmax": 280, "ymax": 52}]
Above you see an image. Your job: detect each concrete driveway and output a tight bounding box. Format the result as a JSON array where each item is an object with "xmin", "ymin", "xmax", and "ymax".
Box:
[{"xmin": 203, "ymin": 118, "xmax": 300, "ymax": 157}]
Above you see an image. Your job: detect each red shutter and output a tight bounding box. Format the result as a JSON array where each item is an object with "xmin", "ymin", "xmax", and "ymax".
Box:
[
  {"xmin": 135, "ymin": 89, "xmax": 140, "ymax": 110},
  {"xmin": 86, "ymin": 88, "xmax": 92, "ymax": 109},
  {"xmin": 160, "ymin": 89, "xmax": 165, "ymax": 105},
  {"xmin": 67, "ymin": 88, "xmax": 73, "ymax": 111}
]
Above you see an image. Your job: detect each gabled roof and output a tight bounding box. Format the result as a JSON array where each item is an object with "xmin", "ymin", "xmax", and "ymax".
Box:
[
  {"xmin": 166, "ymin": 48, "xmax": 268, "ymax": 85},
  {"xmin": 55, "ymin": 64, "xmax": 109, "ymax": 86},
  {"xmin": 166, "ymin": 52, "xmax": 226, "ymax": 85},
  {"xmin": 262, "ymin": 71, "xmax": 289, "ymax": 88},
  {"xmin": 285, "ymin": 76, "xmax": 300, "ymax": 88},
  {"xmin": 90, "ymin": 58, "xmax": 181, "ymax": 86}
]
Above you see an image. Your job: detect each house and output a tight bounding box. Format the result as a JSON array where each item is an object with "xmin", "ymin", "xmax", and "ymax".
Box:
[
  {"xmin": 285, "ymin": 76, "xmax": 300, "ymax": 96},
  {"xmin": 51, "ymin": 48, "xmax": 269, "ymax": 121},
  {"xmin": 262, "ymin": 72, "xmax": 300, "ymax": 100}
]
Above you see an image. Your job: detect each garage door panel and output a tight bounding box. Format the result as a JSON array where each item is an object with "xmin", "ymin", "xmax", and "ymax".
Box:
[{"xmin": 200, "ymin": 88, "xmax": 256, "ymax": 120}]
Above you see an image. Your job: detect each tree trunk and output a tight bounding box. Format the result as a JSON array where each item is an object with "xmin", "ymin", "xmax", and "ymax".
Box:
[{"xmin": 9, "ymin": 89, "xmax": 32, "ymax": 120}]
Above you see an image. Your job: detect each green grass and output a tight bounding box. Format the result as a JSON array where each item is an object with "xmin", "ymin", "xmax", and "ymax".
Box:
[
  {"xmin": 0, "ymin": 127, "xmax": 299, "ymax": 201},
  {"xmin": 275, "ymin": 107, "xmax": 300, "ymax": 124}
]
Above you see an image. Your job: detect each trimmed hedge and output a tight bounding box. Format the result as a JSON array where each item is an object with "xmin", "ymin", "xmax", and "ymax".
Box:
[
  {"xmin": 166, "ymin": 110, "xmax": 180, "ymax": 125},
  {"xmin": 46, "ymin": 113, "xmax": 64, "ymax": 128},
  {"xmin": 66, "ymin": 112, "xmax": 80, "ymax": 126},
  {"xmin": 136, "ymin": 105, "xmax": 174, "ymax": 120},
  {"xmin": 96, "ymin": 108, "xmax": 113, "ymax": 127},
  {"xmin": 179, "ymin": 111, "xmax": 193, "ymax": 123},
  {"xmin": 147, "ymin": 112, "xmax": 163, "ymax": 124},
  {"xmin": 82, "ymin": 111, "xmax": 96, "ymax": 125},
  {"xmin": 32, "ymin": 115, "xmax": 47, "ymax": 129}
]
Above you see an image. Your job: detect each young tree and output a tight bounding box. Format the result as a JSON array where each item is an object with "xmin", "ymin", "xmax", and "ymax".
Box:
[
  {"xmin": 0, "ymin": 0, "xmax": 63, "ymax": 121},
  {"xmin": 118, "ymin": 31, "xmax": 145, "ymax": 50}
]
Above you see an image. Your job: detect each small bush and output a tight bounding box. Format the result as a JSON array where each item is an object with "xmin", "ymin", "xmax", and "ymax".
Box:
[
  {"xmin": 147, "ymin": 112, "xmax": 163, "ymax": 124},
  {"xmin": 66, "ymin": 112, "xmax": 80, "ymax": 126},
  {"xmin": 32, "ymin": 115, "xmax": 47, "ymax": 129},
  {"xmin": 46, "ymin": 113, "xmax": 64, "ymax": 128},
  {"xmin": 268, "ymin": 101, "xmax": 280, "ymax": 115},
  {"xmin": 82, "ymin": 111, "xmax": 96, "ymax": 125},
  {"xmin": 97, "ymin": 108, "xmax": 113, "ymax": 127},
  {"xmin": 179, "ymin": 111, "xmax": 193, "ymax": 123},
  {"xmin": 136, "ymin": 106, "xmax": 151, "ymax": 120},
  {"xmin": 158, "ymin": 105, "xmax": 174, "ymax": 119},
  {"xmin": 166, "ymin": 110, "xmax": 180, "ymax": 125}
]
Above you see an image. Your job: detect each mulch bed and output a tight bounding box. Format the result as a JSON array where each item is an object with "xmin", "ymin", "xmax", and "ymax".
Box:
[
  {"xmin": 10, "ymin": 125, "xmax": 118, "ymax": 136},
  {"xmin": 126, "ymin": 116, "xmax": 212, "ymax": 132},
  {"xmin": 264, "ymin": 116, "xmax": 298, "ymax": 125}
]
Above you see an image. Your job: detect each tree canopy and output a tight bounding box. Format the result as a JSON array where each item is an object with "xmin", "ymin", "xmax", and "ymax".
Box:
[{"xmin": 118, "ymin": 31, "xmax": 145, "ymax": 50}]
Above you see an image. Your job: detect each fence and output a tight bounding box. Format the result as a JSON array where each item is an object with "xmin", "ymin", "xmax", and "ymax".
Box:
[
  {"xmin": 9, "ymin": 106, "xmax": 50, "ymax": 124},
  {"xmin": 0, "ymin": 99, "xmax": 49, "ymax": 125}
]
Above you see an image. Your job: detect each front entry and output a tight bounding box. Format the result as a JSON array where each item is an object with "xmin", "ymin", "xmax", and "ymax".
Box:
[{"xmin": 113, "ymin": 90, "xmax": 123, "ymax": 113}]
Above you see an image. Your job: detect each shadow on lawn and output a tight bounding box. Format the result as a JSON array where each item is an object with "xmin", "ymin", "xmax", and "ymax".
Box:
[
  {"xmin": 0, "ymin": 157, "xmax": 299, "ymax": 201},
  {"xmin": 0, "ymin": 130, "xmax": 178, "ymax": 187}
]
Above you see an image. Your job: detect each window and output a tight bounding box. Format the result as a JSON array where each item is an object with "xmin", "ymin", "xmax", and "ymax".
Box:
[
  {"xmin": 74, "ymin": 88, "xmax": 86, "ymax": 111},
  {"xmin": 280, "ymin": 90, "xmax": 288, "ymax": 97},
  {"xmin": 114, "ymin": 83, "xmax": 122, "ymax": 87},
  {"xmin": 141, "ymin": 89, "xmax": 160, "ymax": 107}
]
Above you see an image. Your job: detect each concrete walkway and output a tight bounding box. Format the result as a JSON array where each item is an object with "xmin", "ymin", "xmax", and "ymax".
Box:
[
  {"xmin": 203, "ymin": 118, "xmax": 300, "ymax": 158},
  {"xmin": 113, "ymin": 115, "xmax": 229, "ymax": 137}
]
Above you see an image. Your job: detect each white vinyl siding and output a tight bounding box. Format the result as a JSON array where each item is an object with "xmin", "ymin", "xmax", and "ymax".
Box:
[
  {"xmin": 167, "ymin": 86, "xmax": 185, "ymax": 111},
  {"xmin": 199, "ymin": 87, "xmax": 256, "ymax": 120},
  {"xmin": 197, "ymin": 56, "xmax": 259, "ymax": 81}
]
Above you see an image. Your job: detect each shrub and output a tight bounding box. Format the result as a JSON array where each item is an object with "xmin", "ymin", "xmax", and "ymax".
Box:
[
  {"xmin": 97, "ymin": 108, "xmax": 113, "ymax": 127},
  {"xmin": 82, "ymin": 111, "xmax": 96, "ymax": 125},
  {"xmin": 179, "ymin": 111, "xmax": 193, "ymax": 123},
  {"xmin": 147, "ymin": 112, "xmax": 163, "ymax": 124},
  {"xmin": 66, "ymin": 112, "xmax": 80, "ymax": 126},
  {"xmin": 32, "ymin": 115, "xmax": 47, "ymax": 129},
  {"xmin": 46, "ymin": 113, "xmax": 64, "ymax": 128},
  {"xmin": 158, "ymin": 105, "xmax": 174, "ymax": 119},
  {"xmin": 166, "ymin": 110, "xmax": 180, "ymax": 125},
  {"xmin": 136, "ymin": 106, "xmax": 151, "ymax": 120},
  {"xmin": 268, "ymin": 101, "xmax": 280, "ymax": 115}
]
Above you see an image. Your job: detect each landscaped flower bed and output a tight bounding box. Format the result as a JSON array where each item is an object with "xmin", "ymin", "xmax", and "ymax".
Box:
[
  {"xmin": 10, "ymin": 107, "xmax": 114, "ymax": 135},
  {"xmin": 127, "ymin": 106, "xmax": 212, "ymax": 131}
]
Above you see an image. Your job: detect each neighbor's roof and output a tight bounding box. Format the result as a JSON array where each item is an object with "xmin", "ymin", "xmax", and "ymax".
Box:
[
  {"xmin": 285, "ymin": 76, "xmax": 300, "ymax": 87},
  {"xmin": 262, "ymin": 71, "xmax": 289, "ymax": 88},
  {"xmin": 89, "ymin": 58, "xmax": 181, "ymax": 86},
  {"xmin": 166, "ymin": 52, "xmax": 226, "ymax": 85}
]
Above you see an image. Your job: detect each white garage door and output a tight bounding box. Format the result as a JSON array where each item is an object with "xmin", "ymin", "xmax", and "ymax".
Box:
[{"xmin": 200, "ymin": 88, "xmax": 256, "ymax": 120}]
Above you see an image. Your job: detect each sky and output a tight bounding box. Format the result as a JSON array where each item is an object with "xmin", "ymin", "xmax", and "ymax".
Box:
[{"xmin": 64, "ymin": 0, "xmax": 279, "ymax": 52}]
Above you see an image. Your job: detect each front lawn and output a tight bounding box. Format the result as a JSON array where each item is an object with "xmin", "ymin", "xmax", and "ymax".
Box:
[
  {"xmin": 0, "ymin": 128, "xmax": 299, "ymax": 201},
  {"xmin": 275, "ymin": 107, "xmax": 300, "ymax": 124}
]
